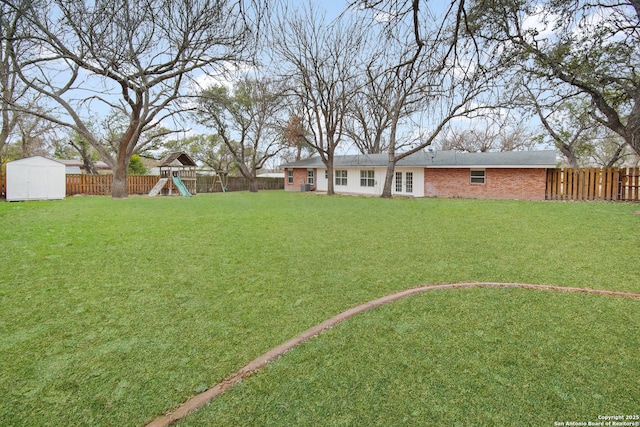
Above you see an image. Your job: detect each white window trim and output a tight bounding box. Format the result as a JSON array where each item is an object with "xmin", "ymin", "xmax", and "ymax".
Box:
[
  {"xmin": 470, "ymin": 169, "xmax": 486, "ymax": 185},
  {"xmin": 360, "ymin": 170, "xmax": 375, "ymax": 187},
  {"xmin": 405, "ymin": 171, "xmax": 413, "ymax": 193}
]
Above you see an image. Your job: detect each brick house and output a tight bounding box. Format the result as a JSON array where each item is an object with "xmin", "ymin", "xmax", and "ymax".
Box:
[{"xmin": 282, "ymin": 150, "xmax": 557, "ymax": 200}]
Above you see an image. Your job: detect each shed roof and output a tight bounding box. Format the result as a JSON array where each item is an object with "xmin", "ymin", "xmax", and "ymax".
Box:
[
  {"xmin": 282, "ymin": 150, "xmax": 557, "ymax": 169},
  {"xmin": 159, "ymin": 152, "xmax": 197, "ymax": 167},
  {"xmin": 8, "ymin": 156, "xmax": 66, "ymax": 167}
]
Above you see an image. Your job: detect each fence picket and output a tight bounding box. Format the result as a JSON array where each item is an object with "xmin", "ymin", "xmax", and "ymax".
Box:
[
  {"xmin": 545, "ymin": 167, "xmax": 640, "ymax": 202},
  {"xmin": 622, "ymin": 167, "xmax": 640, "ymax": 201},
  {"xmin": 64, "ymin": 175, "xmax": 157, "ymax": 196}
]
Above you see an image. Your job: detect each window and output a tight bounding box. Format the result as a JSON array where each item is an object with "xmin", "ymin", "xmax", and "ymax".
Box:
[
  {"xmin": 307, "ymin": 169, "xmax": 314, "ymax": 185},
  {"xmin": 335, "ymin": 170, "xmax": 347, "ymax": 186},
  {"xmin": 405, "ymin": 172, "xmax": 413, "ymax": 193},
  {"xmin": 470, "ymin": 169, "xmax": 485, "ymax": 184},
  {"xmin": 360, "ymin": 170, "xmax": 375, "ymax": 187},
  {"xmin": 287, "ymin": 170, "xmax": 293, "ymax": 184},
  {"xmin": 395, "ymin": 172, "xmax": 402, "ymax": 192},
  {"xmin": 325, "ymin": 170, "xmax": 328, "ymax": 179}
]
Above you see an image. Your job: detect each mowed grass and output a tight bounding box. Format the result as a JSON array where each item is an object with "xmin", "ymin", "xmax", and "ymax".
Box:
[
  {"xmin": 183, "ymin": 288, "xmax": 640, "ymax": 426},
  {"xmin": 0, "ymin": 192, "xmax": 638, "ymax": 426}
]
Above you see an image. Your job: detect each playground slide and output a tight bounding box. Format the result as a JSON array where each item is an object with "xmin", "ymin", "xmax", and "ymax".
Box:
[
  {"xmin": 172, "ymin": 175, "xmax": 192, "ymax": 197},
  {"xmin": 148, "ymin": 178, "xmax": 169, "ymax": 197}
]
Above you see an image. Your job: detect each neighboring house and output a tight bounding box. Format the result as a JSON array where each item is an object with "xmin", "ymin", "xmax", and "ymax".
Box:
[
  {"xmin": 282, "ymin": 150, "xmax": 557, "ymax": 200},
  {"xmin": 58, "ymin": 159, "xmax": 112, "ymax": 174},
  {"xmin": 140, "ymin": 157, "xmax": 162, "ymax": 176},
  {"xmin": 60, "ymin": 157, "xmax": 174, "ymax": 176},
  {"xmin": 257, "ymin": 172, "xmax": 285, "ymax": 179}
]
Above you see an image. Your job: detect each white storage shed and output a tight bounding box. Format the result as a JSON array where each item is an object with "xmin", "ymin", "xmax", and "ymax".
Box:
[{"xmin": 6, "ymin": 156, "xmax": 66, "ymax": 201}]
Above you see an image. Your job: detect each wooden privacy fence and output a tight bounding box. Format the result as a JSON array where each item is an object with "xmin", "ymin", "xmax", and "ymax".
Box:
[
  {"xmin": 196, "ymin": 176, "xmax": 284, "ymax": 193},
  {"xmin": 66, "ymin": 174, "xmax": 157, "ymax": 196},
  {"xmin": 546, "ymin": 167, "xmax": 640, "ymax": 201},
  {"xmin": 63, "ymin": 174, "xmax": 283, "ymax": 196}
]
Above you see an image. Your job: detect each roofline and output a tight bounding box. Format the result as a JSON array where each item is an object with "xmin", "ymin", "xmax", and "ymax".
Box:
[
  {"xmin": 8, "ymin": 155, "xmax": 66, "ymax": 165},
  {"xmin": 285, "ymin": 164, "xmax": 556, "ymax": 169},
  {"xmin": 281, "ymin": 150, "xmax": 558, "ymax": 169},
  {"xmin": 424, "ymin": 164, "xmax": 556, "ymax": 169}
]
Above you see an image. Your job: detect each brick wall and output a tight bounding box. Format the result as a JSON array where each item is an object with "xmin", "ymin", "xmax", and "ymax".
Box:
[
  {"xmin": 424, "ymin": 168, "xmax": 547, "ymax": 200},
  {"xmin": 284, "ymin": 168, "xmax": 311, "ymax": 192}
]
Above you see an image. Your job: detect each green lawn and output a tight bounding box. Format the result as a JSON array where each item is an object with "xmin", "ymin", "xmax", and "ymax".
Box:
[
  {"xmin": 183, "ymin": 288, "xmax": 640, "ymax": 426},
  {"xmin": 0, "ymin": 192, "xmax": 638, "ymax": 426}
]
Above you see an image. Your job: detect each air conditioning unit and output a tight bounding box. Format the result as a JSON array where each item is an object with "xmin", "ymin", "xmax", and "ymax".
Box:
[{"xmin": 300, "ymin": 183, "xmax": 311, "ymax": 192}]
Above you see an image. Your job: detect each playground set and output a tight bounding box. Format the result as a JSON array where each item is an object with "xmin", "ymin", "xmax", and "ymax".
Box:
[{"xmin": 148, "ymin": 152, "xmax": 197, "ymax": 197}]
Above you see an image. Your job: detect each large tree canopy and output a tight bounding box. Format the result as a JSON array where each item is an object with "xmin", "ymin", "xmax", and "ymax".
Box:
[
  {"xmin": 5, "ymin": 0, "xmax": 264, "ymax": 197},
  {"xmin": 468, "ymin": 0, "xmax": 640, "ymax": 155}
]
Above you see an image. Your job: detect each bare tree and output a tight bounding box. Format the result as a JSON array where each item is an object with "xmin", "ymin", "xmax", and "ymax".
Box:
[
  {"xmin": 376, "ymin": 81, "xmax": 496, "ymax": 198},
  {"xmin": 5, "ymin": 0, "xmax": 265, "ymax": 198},
  {"xmin": 350, "ymin": 0, "xmax": 479, "ymax": 72},
  {"xmin": 353, "ymin": 0, "xmax": 501, "ymax": 198},
  {"xmin": 345, "ymin": 42, "xmax": 428, "ymax": 156},
  {"xmin": 14, "ymin": 109, "xmax": 57, "ymax": 157},
  {"xmin": 438, "ymin": 121, "xmax": 538, "ymax": 153},
  {"xmin": 196, "ymin": 77, "xmax": 286, "ymax": 192},
  {"xmin": 345, "ymin": 69, "xmax": 392, "ymax": 155},
  {"xmin": 273, "ymin": 4, "xmax": 366, "ymax": 195}
]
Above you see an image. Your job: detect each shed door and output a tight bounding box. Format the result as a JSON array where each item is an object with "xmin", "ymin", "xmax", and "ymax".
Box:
[{"xmin": 8, "ymin": 164, "xmax": 30, "ymax": 200}]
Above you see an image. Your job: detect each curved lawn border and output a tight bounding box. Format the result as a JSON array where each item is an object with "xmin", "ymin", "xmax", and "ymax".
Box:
[{"xmin": 145, "ymin": 282, "xmax": 640, "ymax": 427}]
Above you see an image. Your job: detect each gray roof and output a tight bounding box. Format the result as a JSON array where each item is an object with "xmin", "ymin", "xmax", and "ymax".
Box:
[{"xmin": 282, "ymin": 150, "xmax": 557, "ymax": 169}]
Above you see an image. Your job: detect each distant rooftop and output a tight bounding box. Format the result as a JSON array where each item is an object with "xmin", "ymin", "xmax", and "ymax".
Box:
[{"xmin": 57, "ymin": 159, "xmax": 111, "ymax": 169}]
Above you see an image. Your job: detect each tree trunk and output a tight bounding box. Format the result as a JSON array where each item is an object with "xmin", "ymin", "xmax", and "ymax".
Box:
[
  {"xmin": 111, "ymin": 162, "xmax": 128, "ymax": 199},
  {"xmin": 381, "ymin": 134, "xmax": 397, "ymax": 198},
  {"xmin": 248, "ymin": 176, "xmax": 258, "ymax": 192},
  {"xmin": 559, "ymin": 144, "xmax": 579, "ymax": 168},
  {"xmin": 236, "ymin": 162, "xmax": 258, "ymax": 193},
  {"xmin": 325, "ymin": 152, "xmax": 335, "ymax": 196},
  {"xmin": 109, "ymin": 119, "xmax": 139, "ymax": 198},
  {"xmin": 381, "ymin": 158, "xmax": 396, "ymax": 198},
  {"xmin": 627, "ymin": 102, "xmax": 640, "ymax": 156}
]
